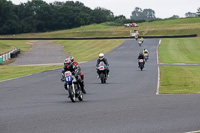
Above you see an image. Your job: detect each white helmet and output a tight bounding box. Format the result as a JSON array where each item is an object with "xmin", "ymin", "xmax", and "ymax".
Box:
[
  {"xmin": 99, "ymin": 53, "xmax": 104, "ymax": 60},
  {"xmin": 145, "ymin": 49, "xmax": 148, "ymax": 52}
]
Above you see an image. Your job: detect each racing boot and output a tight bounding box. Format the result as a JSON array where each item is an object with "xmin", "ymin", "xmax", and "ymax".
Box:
[{"xmin": 80, "ymin": 82, "xmax": 86, "ymax": 94}]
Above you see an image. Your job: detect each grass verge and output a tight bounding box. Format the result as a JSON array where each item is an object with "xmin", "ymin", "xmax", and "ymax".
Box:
[
  {"xmin": 0, "ymin": 39, "xmax": 124, "ymax": 81},
  {"xmin": 53, "ymin": 39, "xmax": 125, "ymax": 62},
  {"xmin": 159, "ymin": 66, "xmax": 200, "ymax": 94},
  {"xmin": 159, "ymin": 37, "xmax": 200, "ymax": 64},
  {"xmin": 0, "ymin": 65, "xmax": 62, "ymax": 81},
  {"xmin": 0, "ymin": 40, "xmax": 31, "ymax": 55}
]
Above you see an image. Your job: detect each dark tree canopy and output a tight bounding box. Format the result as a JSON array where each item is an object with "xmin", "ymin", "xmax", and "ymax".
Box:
[
  {"xmin": 170, "ymin": 15, "xmax": 180, "ymax": 19},
  {"xmin": 0, "ymin": 0, "xmax": 115, "ymax": 35},
  {"xmin": 130, "ymin": 7, "xmax": 156, "ymax": 20},
  {"xmin": 185, "ymin": 12, "xmax": 197, "ymax": 17},
  {"xmin": 197, "ymin": 8, "xmax": 200, "ymax": 17}
]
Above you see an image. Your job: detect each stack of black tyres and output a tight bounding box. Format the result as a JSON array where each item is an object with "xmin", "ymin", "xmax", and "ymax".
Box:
[{"xmin": 10, "ymin": 49, "xmax": 20, "ymax": 58}]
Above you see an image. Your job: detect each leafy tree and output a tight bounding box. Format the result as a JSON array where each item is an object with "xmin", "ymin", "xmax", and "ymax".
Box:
[
  {"xmin": 130, "ymin": 7, "xmax": 156, "ymax": 20},
  {"xmin": 114, "ymin": 15, "xmax": 126, "ymax": 20},
  {"xmin": 170, "ymin": 15, "xmax": 179, "ymax": 18},
  {"xmin": 0, "ymin": 0, "xmax": 21, "ymax": 34},
  {"xmin": 91, "ymin": 7, "xmax": 114, "ymax": 23},
  {"xmin": 197, "ymin": 8, "xmax": 200, "ymax": 17},
  {"xmin": 185, "ymin": 12, "xmax": 197, "ymax": 17}
]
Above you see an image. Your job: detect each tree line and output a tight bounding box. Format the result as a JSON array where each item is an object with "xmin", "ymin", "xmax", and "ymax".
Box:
[{"xmin": 0, "ymin": 0, "xmax": 116, "ymax": 35}]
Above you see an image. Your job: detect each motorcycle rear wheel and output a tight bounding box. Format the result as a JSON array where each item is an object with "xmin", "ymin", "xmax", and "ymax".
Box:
[
  {"xmin": 100, "ymin": 73, "xmax": 105, "ymax": 84},
  {"xmin": 139, "ymin": 64, "xmax": 143, "ymax": 71}
]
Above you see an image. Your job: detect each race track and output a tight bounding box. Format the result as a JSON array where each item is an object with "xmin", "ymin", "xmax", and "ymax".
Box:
[{"xmin": 1, "ymin": 39, "xmax": 200, "ymax": 133}]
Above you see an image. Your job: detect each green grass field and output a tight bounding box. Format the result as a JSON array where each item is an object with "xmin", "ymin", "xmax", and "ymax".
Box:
[
  {"xmin": 0, "ymin": 17, "xmax": 199, "ymax": 38},
  {"xmin": 0, "ymin": 40, "xmax": 31, "ymax": 55},
  {"xmin": 159, "ymin": 37, "xmax": 200, "ymax": 64},
  {"xmin": 53, "ymin": 39, "xmax": 125, "ymax": 62},
  {"xmin": 159, "ymin": 66, "xmax": 200, "ymax": 94},
  {"xmin": 159, "ymin": 37, "xmax": 200, "ymax": 94},
  {"xmin": 0, "ymin": 65, "xmax": 62, "ymax": 81}
]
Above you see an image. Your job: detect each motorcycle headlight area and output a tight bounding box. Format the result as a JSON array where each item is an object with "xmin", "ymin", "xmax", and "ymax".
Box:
[{"xmin": 65, "ymin": 76, "xmax": 73, "ymax": 83}]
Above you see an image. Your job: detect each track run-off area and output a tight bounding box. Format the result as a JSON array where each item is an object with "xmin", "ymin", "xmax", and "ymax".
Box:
[{"xmin": 0, "ymin": 39, "xmax": 200, "ymax": 133}]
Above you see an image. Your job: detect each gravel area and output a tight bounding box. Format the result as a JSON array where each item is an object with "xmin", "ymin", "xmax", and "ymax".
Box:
[{"xmin": 10, "ymin": 41, "xmax": 69, "ymax": 66}]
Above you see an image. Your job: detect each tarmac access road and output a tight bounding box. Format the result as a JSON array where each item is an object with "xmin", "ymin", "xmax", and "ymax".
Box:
[{"xmin": 1, "ymin": 39, "xmax": 200, "ymax": 133}]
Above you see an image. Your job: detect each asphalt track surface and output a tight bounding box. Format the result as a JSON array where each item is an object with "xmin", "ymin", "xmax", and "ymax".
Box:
[{"xmin": 1, "ymin": 39, "xmax": 200, "ymax": 133}]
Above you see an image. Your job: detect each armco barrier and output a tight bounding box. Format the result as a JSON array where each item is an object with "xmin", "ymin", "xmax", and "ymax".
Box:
[{"xmin": 0, "ymin": 34, "xmax": 197, "ymax": 40}]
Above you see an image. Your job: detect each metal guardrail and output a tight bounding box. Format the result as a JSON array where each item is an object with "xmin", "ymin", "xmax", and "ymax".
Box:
[{"xmin": 0, "ymin": 48, "xmax": 20, "ymax": 64}]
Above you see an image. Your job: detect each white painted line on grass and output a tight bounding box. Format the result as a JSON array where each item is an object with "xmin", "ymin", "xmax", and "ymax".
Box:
[{"xmin": 156, "ymin": 39, "xmax": 161, "ymax": 95}]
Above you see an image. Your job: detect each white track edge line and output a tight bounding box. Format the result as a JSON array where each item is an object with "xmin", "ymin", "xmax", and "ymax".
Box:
[{"xmin": 156, "ymin": 39, "xmax": 161, "ymax": 95}]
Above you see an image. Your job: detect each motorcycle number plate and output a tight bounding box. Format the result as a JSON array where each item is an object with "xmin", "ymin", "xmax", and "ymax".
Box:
[
  {"xmin": 65, "ymin": 76, "xmax": 73, "ymax": 83},
  {"xmin": 140, "ymin": 60, "xmax": 143, "ymax": 62}
]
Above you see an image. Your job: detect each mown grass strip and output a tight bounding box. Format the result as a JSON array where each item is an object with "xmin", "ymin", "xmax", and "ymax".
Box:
[
  {"xmin": 0, "ymin": 40, "xmax": 31, "ymax": 55},
  {"xmin": 53, "ymin": 39, "xmax": 125, "ymax": 62},
  {"xmin": 159, "ymin": 66, "xmax": 200, "ymax": 94},
  {"xmin": 159, "ymin": 37, "xmax": 200, "ymax": 64},
  {"xmin": 0, "ymin": 65, "xmax": 62, "ymax": 81}
]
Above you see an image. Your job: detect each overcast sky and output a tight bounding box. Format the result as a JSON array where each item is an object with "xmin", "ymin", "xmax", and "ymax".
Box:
[{"xmin": 10, "ymin": 0, "xmax": 200, "ymax": 19}]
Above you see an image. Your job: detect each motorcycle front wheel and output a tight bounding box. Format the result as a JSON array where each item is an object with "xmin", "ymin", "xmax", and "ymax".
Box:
[{"xmin": 68, "ymin": 84, "xmax": 76, "ymax": 102}]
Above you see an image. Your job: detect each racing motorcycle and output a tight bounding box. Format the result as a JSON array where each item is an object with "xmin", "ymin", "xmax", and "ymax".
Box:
[
  {"xmin": 138, "ymin": 40, "xmax": 142, "ymax": 46},
  {"xmin": 63, "ymin": 71, "xmax": 83, "ymax": 102},
  {"xmin": 143, "ymin": 52, "xmax": 149, "ymax": 61},
  {"xmin": 97, "ymin": 62, "xmax": 108, "ymax": 84},
  {"xmin": 138, "ymin": 59, "xmax": 145, "ymax": 71}
]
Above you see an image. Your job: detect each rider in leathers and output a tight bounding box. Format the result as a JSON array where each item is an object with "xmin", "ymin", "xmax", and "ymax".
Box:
[
  {"xmin": 96, "ymin": 53, "xmax": 109, "ymax": 78},
  {"xmin": 61, "ymin": 58, "xmax": 86, "ymax": 94},
  {"xmin": 137, "ymin": 52, "xmax": 145, "ymax": 67}
]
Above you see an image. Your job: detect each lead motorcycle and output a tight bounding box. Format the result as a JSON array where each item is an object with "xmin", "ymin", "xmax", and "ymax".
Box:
[
  {"xmin": 97, "ymin": 62, "xmax": 108, "ymax": 84},
  {"xmin": 138, "ymin": 59, "xmax": 145, "ymax": 71},
  {"xmin": 63, "ymin": 71, "xmax": 83, "ymax": 102}
]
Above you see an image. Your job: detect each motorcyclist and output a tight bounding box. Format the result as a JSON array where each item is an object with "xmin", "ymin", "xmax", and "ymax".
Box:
[
  {"xmin": 140, "ymin": 37, "xmax": 144, "ymax": 43},
  {"xmin": 69, "ymin": 56, "xmax": 84, "ymax": 81},
  {"xmin": 137, "ymin": 52, "xmax": 145, "ymax": 67},
  {"xmin": 135, "ymin": 35, "xmax": 138, "ymax": 40},
  {"xmin": 61, "ymin": 58, "xmax": 86, "ymax": 94},
  {"xmin": 96, "ymin": 53, "xmax": 109, "ymax": 78},
  {"xmin": 143, "ymin": 48, "xmax": 148, "ymax": 54}
]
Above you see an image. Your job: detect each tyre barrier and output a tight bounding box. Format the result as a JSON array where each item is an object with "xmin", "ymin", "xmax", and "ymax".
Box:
[
  {"xmin": 0, "ymin": 48, "xmax": 20, "ymax": 64},
  {"xmin": 0, "ymin": 34, "xmax": 197, "ymax": 40}
]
